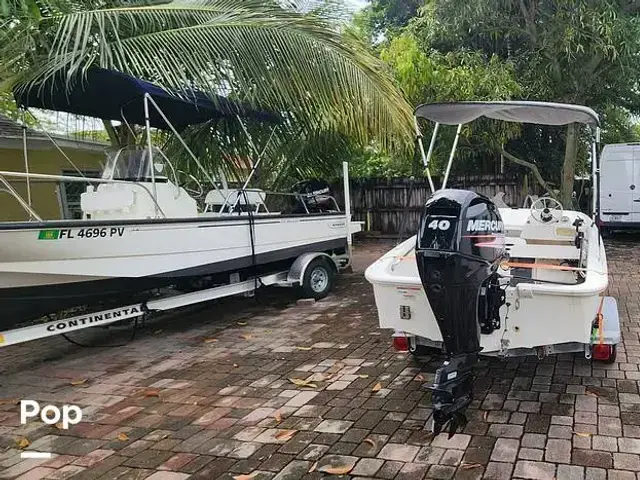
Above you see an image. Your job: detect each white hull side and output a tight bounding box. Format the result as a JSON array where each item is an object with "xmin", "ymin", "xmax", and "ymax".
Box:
[
  {"xmin": 0, "ymin": 214, "xmax": 351, "ymax": 288},
  {"xmin": 365, "ymin": 208, "xmax": 609, "ymax": 352}
]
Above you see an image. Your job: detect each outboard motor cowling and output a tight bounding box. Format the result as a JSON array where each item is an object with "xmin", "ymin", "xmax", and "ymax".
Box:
[
  {"xmin": 290, "ymin": 179, "xmax": 336, "ymax": 213},
  {"xmin": 416, "ymin": 189, "xmax": 507, "ymax": 437}
]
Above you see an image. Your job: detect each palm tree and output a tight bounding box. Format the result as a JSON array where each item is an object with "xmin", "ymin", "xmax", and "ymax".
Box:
[{"xmin": 1, "ymin": 0, "xmax": 414, "ymax": 186}]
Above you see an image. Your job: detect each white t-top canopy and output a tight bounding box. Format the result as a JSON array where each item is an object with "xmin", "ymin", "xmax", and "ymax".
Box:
[{"xmin": 415, "ymin": 101, "xmax": 599, "ymax": 127}]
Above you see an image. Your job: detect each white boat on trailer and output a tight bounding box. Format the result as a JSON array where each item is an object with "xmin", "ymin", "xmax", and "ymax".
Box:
[
  {"xmin": 365, "ymin": 101, "xmax": 620, "ymax": 436},
  {"xmin": 0, "ymin": 67, "xmax": 361, "ymax": 346}
]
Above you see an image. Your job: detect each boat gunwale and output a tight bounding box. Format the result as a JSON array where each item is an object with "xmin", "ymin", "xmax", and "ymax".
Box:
[{"xmin": 0, "ymin": 211, "xmax": 346, "ymax": 231}]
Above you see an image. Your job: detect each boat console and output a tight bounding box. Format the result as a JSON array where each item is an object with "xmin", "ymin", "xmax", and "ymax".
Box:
[{"xmin": 81, "ymin": 147, "xmax": 198, "ymax": 219}]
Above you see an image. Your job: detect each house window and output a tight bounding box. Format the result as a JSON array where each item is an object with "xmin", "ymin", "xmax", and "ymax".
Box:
[{"xmin": 58, "ymin": 169, "xmax": 102, "ymax": 219}]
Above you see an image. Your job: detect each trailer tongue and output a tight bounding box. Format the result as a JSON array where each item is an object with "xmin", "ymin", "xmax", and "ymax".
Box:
[{"xmin": 415, "ymin": 189, "xmax": 507, "ymax": 437}]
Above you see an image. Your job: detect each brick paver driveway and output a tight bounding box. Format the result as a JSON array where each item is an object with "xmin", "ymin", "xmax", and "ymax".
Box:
[{"xmin": 0, "ymin": 236, "xmax": 639, "ymax": 479}]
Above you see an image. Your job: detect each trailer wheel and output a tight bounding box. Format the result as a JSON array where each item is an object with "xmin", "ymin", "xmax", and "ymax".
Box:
[{"xmin": 301, "ymin": 258, "xmax": 334, "ymax": 300}]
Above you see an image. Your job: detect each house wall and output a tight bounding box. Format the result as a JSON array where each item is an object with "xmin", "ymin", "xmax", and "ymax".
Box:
[{"xmin": 0, "ymin": 146, "xmax": 105, "ymax": 221}]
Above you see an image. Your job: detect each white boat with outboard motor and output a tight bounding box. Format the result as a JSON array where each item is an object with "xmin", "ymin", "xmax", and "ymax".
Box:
[
  {"xmin": 364, "ymin": 101, "xmax": 620, "ymax": 436},
  {"xmin": 0, "ymin": 67, "xmax": 361, "ymax": 347}
]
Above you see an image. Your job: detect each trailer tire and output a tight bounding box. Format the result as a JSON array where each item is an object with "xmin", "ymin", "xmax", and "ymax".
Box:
[{"xmin": 301, "ymin": 258, "xmax": 334, "ymax": 300}]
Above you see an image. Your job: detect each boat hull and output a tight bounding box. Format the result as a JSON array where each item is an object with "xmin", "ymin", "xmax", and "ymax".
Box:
[
  {"xmin": 0, "ymin": 213, "xmax": 351, "ymax": 327},
  {"xmin": 365, "ymin": 208, "xmax": 610, "ymax": 354}
]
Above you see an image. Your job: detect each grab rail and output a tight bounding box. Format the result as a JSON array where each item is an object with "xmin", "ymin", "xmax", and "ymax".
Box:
[{"xmin": 0, "ymin": 176, "xmax": 43, "ymax": 221}]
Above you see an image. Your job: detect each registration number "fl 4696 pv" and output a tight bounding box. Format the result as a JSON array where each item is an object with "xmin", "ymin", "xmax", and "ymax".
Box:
[{"xmin": 38, "ymin": 227, "xmax": 125, "ymax": 240}]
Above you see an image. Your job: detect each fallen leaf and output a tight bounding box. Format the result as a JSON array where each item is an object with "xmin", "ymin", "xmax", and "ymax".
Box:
[
  {"xmin": 273, "ymin": 411, "xmax": 283, "ymax": 423},
  {"xmin": 415, "ymin": 374, "xmax": 425, "ymax": 381},
  {"xmin": 204, "ymin": 338, "xmax": 218, "ymax": 343},
  {"xmin": 240, "ymin": 334, "xmax": 253, "ymax": 340},
  {"xmin": 142, "ymin": 389, "xmax": 161, "ymax": 398},
  {"xmin": 233, "ymin": 364, "xmax": 239, "ymax": 368},
  {"xmin": 289, "ymin": 378, "xmax": 317, "ymax": 389},
  {"xmin": 318, "ymin": 464, "xmax": 354, "ymax": 475},
  {"xmin": 116, "ymin": 432, "xmax": 129, "ymax": 442},
  {"xmin": 237, "ymin": 322, "xmax": 248, "ymax": 326},
  {"xmin": 274, "ymin": 429, "xmax": 296, "ymax": 441},
  {"xmin": 483, "ymin": 411, "xmax": 489, "ymax": 422},
  {"xmin": 358, "ymin": 374, "xmax": 369, "ymax": 379},
  {"xmin": 0, "ymin": 398, "xmax": 19, "ymax": 405},
  {"xmin": 371, "ymin": 383, "xmax": 382, "ymax": 392},
  {"xmin": 295, "ymin": 346, "xmax": 312, "ymax": 351},
  {"xmin": 574, "ymin": 431, "xmax": 591, "ymax": 437},
  {"xmin": 363, "ymin": 438, "xmax": 376, "ymax": 448},
  {"xmin": 308, "ymin": 461, "xmax": 318, "ymax": 473},
  {"xmin": 16, "ymin": 438, "xmax": 29, "ymax": 449},
  {"xmin": 232, "ymin": 474, "xmax": 257, "ymax": 480},
  {"xmin": 154, "ymin": 330, "xmax": 163, "ymax": 335},
  {"xmin": 70, "ymin": 378, "xmax": 87, "ymax": 386},
  {"xmin": 54, "ymin": 422, "xmax": 64, "ymax": 430},
  {"xmin": 585, "ymin": 389, "xmax": 599, "ymax": 397},
  {"xmin": 462, "ymin": 463, "xmax": 483, "ymax": 470}
]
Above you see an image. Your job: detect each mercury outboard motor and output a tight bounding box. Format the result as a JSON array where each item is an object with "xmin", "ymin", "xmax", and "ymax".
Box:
[
  {"xmin": 290, "ymin": 179, "xmax": 336, "ymax": 213},
  {"xmin": 416, "ymin": 189, "xmax": 507, "ymax": 437}
]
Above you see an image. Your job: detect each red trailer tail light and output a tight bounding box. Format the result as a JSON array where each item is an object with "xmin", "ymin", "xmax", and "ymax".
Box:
[
  {"xmin": 392, "ymin": 335, "xmax": 409, "ymax": 352},
  {"xmin": 592, "ymin": 343, "xmax": 613, "ymax": 361}
]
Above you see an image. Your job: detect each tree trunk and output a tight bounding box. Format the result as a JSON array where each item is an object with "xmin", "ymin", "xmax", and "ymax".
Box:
[
  {"xmin": 561, "ymin": 122, "xmax": 578, "ymax": 208},
  {"xmin": 500, "ymin": 149, "xmax": 556, "ymax": 198}
]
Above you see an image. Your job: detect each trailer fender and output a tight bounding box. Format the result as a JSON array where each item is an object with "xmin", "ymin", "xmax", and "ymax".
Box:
[{"xmin": 287, "ymin": 252, "xmax": 337, "ymax": 286}]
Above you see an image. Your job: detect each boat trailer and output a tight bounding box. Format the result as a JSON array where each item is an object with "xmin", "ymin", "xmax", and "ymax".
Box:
[{"xmin": 0, "ymin": 252, "xmax": 341, "ymax": 348}]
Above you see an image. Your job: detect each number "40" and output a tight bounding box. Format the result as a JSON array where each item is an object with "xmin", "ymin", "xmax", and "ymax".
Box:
[{"xmin": 428, "ymin": 219, "xmax": 451, "ymax": 231}]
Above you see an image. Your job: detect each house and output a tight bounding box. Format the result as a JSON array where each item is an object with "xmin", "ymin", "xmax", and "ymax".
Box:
[{"xmin": 0, "ymin": 114, "xmax": 107, "ymax": 221}]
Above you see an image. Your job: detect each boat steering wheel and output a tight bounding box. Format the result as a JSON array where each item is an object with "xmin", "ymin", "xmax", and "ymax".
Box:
[{"xmin": 530, "ymin": 197, "xmax": 563, "ymax": 224}]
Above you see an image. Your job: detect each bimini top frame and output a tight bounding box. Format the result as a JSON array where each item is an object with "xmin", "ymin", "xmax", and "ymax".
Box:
[
  {"xmin": 8, "ymin": 67, "xmax": 281, "ymax": 219},
  {"xmin": 413, "ymin": 101, "xmax": 601, "ymax": 217}
]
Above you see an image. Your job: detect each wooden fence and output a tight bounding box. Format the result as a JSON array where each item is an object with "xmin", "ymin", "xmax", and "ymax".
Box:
[{"xmin": 333, "ymin": 174, "xmax": 533, "ymax": 235}]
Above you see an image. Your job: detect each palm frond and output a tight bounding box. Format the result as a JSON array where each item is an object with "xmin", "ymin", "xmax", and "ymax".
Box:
[{"xmin": 9, "ymin": 0, "xmax": 413, "ymax": 151}]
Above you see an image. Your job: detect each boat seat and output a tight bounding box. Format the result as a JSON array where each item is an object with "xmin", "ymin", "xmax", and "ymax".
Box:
[
  {"xmin": 508, "ymin": 242, "xmax": 580, "ymax": 260},
  {"xmin": 204, "ymin": 189, "xmax": 268, "ymax": 213}
]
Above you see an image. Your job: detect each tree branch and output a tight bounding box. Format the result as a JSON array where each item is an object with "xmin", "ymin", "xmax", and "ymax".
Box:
[
  {"xmin": 518, "ymin": 0, "xmax": 537, "ymax": 43},
  {"xmin": 501, "ymin": 148, "xmax": 556, "ymax": 198}
]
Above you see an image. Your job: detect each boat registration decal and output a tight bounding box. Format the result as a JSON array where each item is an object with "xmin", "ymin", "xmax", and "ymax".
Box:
[{"xmin": 38, "ymin": 227, "xmax": 125, "ymax": 240}]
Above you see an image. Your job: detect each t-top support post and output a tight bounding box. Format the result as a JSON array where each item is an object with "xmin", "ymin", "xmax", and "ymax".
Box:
[
  {"xmin": 415, "ymin": 117, "xmax": 437, "ymax": 193},
  {"xmin": 442, "ymin": 124, "xmax": 462, "ymax": 190}
]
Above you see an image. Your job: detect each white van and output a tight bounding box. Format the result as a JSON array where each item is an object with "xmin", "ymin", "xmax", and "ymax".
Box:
[{"xmin": 598, "ymin": 143, "xmax": 640, "ymax": 232}]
